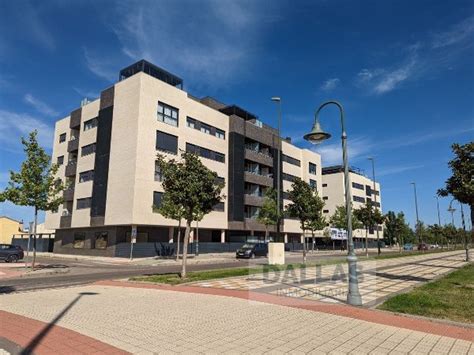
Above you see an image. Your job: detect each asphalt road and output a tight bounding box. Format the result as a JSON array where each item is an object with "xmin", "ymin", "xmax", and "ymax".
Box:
[{"xmin": 0, "ymin": 250, "xmax": 392, "ymax": 294}]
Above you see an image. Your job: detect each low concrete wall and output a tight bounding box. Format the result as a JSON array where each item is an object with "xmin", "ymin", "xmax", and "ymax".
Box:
[{"xmin": 11, "ymin": 236, "xmax": 54, "ymax": 252}]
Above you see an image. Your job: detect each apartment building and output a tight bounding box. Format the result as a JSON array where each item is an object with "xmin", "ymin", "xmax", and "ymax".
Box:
[
  {"xmin": 321, "ymin": 166, "xmax": 383, "ymax": 241},
  {"xmin": 45, "ymin": 60, "xmax": 322, "ymax": 256}
]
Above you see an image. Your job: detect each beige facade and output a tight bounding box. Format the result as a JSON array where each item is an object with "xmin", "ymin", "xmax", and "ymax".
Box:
[
  {"xmin": 321, "ymin": 167, "xmax": 383, "ymax": 240},
  {"xmin": 45, "ymin": 60, "xmax": 325, "ymax": 254},
  {"xmin": 0, "ymin": 216, "xmax": 23, "ymax": 244}
]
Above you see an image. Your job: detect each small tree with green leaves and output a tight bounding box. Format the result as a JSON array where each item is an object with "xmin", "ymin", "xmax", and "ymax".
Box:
[
  {"xmin": 384, "ymin": 211, "xmax": 409, "ymax": 251},
  {"xmin": 438, "ymin": 142, "xmax": 473, "ymax": 261},
  {"xmin": 257, "ymin": 187, "xmax": 279, "ymax": 242},
  {"xmin": 354, "ymin": 201, "xmax": 382, "ymax": 257},
  {"xmin": 285, "ymin": 178, "xmax": 324, "ymax": 263},
  {"xmin": 156, "ymin": 152, "xmax": 224, "ymax": 278},
  {"xmin": 0, "ymin": 131, "xmax": 63, "ymax": 269},
  {"xmin": 329, "ymin": 205, "xmax": 363, "ymax": 231},
  {"xmin": 154, "ymin": 193, "xmax": 185, "ymax": 260}
]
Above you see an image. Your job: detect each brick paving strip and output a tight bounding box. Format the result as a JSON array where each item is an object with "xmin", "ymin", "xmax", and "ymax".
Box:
[
  {"xmin": 96, "ymin": 280, "xmax": 474, "ymax": 343},
  {"xmin": 0, "ymin": 310, "xmax": 128, "ymax": 355}
]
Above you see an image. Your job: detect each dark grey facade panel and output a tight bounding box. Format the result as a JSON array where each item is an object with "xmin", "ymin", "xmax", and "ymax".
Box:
[
  {"xmin": 70, "ymin": 107, "xmax": 82, "ymax": 129},
  {"xmin": 100, "ymin": 86, "xmax": 115, "ymax": 110},
  {"xmin": 91, "ymin": 105, "xmax": 113, "ymax": 217},
  {"xmin": 228, "ymin": 131, "xmax": 245, "ymax": 222}
]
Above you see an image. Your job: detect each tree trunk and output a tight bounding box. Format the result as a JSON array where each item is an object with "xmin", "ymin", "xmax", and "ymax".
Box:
[
  {"xmin": 181, "ymin": 221, "xmax": 191, "ymax": 278},
  {"xmin": 265, "ymin": 225, "xmax": 268, "ymax": 243},
  {"xmin": 365, "ymin": 228, "xmax": 369, "ymax": 258},
  {"xmin": 302, "ymin": 230, "xmax": 306, "ymax": 264},
  {"xmin": 175, "ymin": 220, "xmax": 181, "ymax": 261},
  {"xmin": 311, "ymin": 230, "xmax": 315, "ymax": 253},
  {"xmin": 32, "ymin": 207, "xmax": 38, "ymax": 270}
]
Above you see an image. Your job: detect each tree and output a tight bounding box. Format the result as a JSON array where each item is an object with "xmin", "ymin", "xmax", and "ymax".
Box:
[
  {"xmin": 329, "ymin": 205, "xmax": 363, "ymax": 230},
  {"xmin": 384, "ymin": 211, "xmax": 413, "ymax": 253},
  {"xmin": 154, "ymin": 193, "xmax": 185, "ymax": 260},
  {"xmin": 0, "ymin": 131, "xmax": 63, "ymax": 269},
  {"xmin": 285, "ymin": 178, "xmax": 324, "ymax": 263},
  {"xmin": 257, "ymin": 188, "xmax": 279, "ymax": 242},
  {"xmin": 384, "ymin": 211, "xmax": 397, "ymax": 247},
  {"xmin": 156, "ymin": 151, "xmax": 224, "ymax": 278},
  {"xmin": 438, "ymin": 142, "xmax": 473, "ymax": 260}
]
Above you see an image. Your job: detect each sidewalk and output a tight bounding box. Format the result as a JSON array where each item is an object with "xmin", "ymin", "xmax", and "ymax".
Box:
[{"xmin": 0, "ymin": 281, "xmax": 472, "ymax": 354}]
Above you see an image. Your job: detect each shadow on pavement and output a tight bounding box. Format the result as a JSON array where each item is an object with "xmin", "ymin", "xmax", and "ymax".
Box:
[
  {"xmin": 0, "ymin": 286, "xmax": 16, "ymax": 294},
  {"xmin": 20, "ymin": 292, "xmax": 99, "ymax": 355}
]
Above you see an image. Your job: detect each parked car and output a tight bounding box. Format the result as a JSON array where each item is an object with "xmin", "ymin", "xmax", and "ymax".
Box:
[
  {"xmin": 417, "ymin": 243, "xmax": 429, "ymax": 251},
  {"xmin": 236, "ymin": 243, "xmax": 268, "ymax": 259},
  {"xmin": 0, "ymin": 244, "xmax": 24, "ymax": 263},
  {"xmin": 403, "ymin": 243, "xmax": 413, "ymax": 251}
]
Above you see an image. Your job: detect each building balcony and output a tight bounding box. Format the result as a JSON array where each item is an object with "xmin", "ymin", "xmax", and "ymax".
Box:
[
  {"xmin": 59, "ymin": 215, "xmax": 72, "ymax": 228},
  {"xmin": 244, "ymin": 149, "xmax": 273, "ymax": 167},
  {"xmin": 244, "ymin": 171, "xmax": 273, "ymax": 187},
  {"xmin": 244, "ymin": 194, "xmax": 264, "ymax": 207},
  {"xmin": 63, "ymin": 188, "xmax": 74, "ymax": 201},
  {"xmin": 65, "ymin": 163, "xmax": 77, "ymax": 177},
  {"xmin": 67, "ymin": 138, "xmax": 79, "ymax": 152},
  {"xmin": 69, "ymin": 108, "xmax": 82, "ymax": 129}
]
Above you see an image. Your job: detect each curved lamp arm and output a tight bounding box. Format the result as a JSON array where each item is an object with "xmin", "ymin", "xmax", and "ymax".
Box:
[{"xmin": 314, "ymin": 100, "xmax": 346, "ymax": 136}]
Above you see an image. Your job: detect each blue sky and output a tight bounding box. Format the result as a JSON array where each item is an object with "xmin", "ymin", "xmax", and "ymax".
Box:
[{"xmin": 0, "ymin": 0, "xmax": 473, "ymax": 229}]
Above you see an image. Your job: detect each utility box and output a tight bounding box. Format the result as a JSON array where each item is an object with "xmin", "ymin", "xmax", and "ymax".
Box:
[{"xmin": 268, "ymin": 242, "xmax": 285, "ymax": 265}]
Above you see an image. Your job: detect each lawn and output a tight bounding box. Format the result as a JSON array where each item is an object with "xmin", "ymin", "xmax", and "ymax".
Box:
[
  {"xmin": 131, "ymin": 249, "xmax": 461, "ymax": 286},
  {"xmin": 378, "ymin": 263, "xmax": 474, "ymax": 324}
]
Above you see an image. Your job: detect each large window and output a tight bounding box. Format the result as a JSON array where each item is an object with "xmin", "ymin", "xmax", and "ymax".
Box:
[
  {"xmin": 309, "ymin": 179, "xmax": 317, "ymax": 189},
  {"xmin": 244, "ymin": 205, "xmax": 260, "ymax": 219},
  {"xmin": 282, "ymin": 172, "xmax": 297, "ymax": 182},
  {"xmin": 153, "ymin": 191, "xmax": 163, "ymax": 209},
  {"xmin": 57, "ymin": 155, "xmax": 64, "ymax": 165},
  {"xmin": 59, "ymin": 133, "xmax": 66, "ymax": 143},
  {"xmin": 282, "ymin": 154, "xmax": 301, "ymax": 167},
  {"xmin": 353, "ymin": 195, "xmax": 365, "ymax": 203},
  {"xmin": 84, "ymin": 117, "xmax": 98, "ymax": 131},
  {"xmin": 156, "ymin": 131, "xmax": 178, "ymax": 154},
  {"xmin": 154, "ymin": 161, "xmax": 163, "ymax": 181},
  {"xmin": 352, "ymin": 182, "xmax": 364, "ymax": 190},
  {"xmin": 186, "ymin": 116, "xmax": 226, "ymax": 140},
  {"xmin": 309, "ymin": 163, "xmax": 317, "ymax": 175},
  {"xmin": 73, "ymin": 233, "xmax": 85, "ymax": 248},
  {"xmin": 79, "ymin": 170, "xmax": 94, "ymax": 183},
  {"xmin": 81, "ymin": 143, "xmax": 96, "ymax": 156},
  {"xmin": 213, "ymin": 202, "xmax": 225, "ymax": 212},
  {"xmin": 186, "ymin": 143, "xmax": 225, "ymax": 163},
  {"xmin": 157, "ymin": 102, "xmax": 179, "ymax": 127},
  {"xmin": 77, "ymin": 197, "xmax": 92, "ymax": 209},
  {"xmin": 94, "ymin": 232, "xmax": 108, "ymax": 249}
]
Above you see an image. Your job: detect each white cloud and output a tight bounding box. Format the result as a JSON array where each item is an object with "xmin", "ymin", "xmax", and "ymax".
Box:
[
  {"xmin": 0, "ymin": 110, "xmax": 54, "ymax": 152},
  {"xmin": 24, "ymin": 94, "xmax": 58, "ymax": 116},
  {"xmin": 432, "ymin": 16, "xmax": 474, "ymax": 49},
  {"xmin": 377, "ymin": 164, "xmax": 425, "ymax": 177},
  {"xmin": 320, "ymin": 78, "xmax": 340, "ymax": 92},
  {"xmin": 83, "ymin": 47, "xmax": 117, "ymax": 82},
  {"xmin": 103, "ymin": 0, "xmax": 277, "ymax": 88}
]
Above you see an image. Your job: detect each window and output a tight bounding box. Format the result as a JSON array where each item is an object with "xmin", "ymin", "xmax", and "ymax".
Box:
[
  {"xmin": 73, "ymin": 233, "xmax": 85, "ymax": 248},
  {"xmin": 282, "ymin": 154, "xmax": 301, "ymax": 167},
  {"xmin": 366, "ymin": 185, "xmax": 372, "ymax": 196},
  {"xmin": 83, "ymin": 118, "xmax": 98, "ymax": 131},
  {"xmin": 352, "ymin": 182, "xmax": 364, "ymax": 190},
  {"xmin": 157, "ymin": 102, "xmax": 179, "ymax": 127},
  {"xmin": 309, "ymin": 179, "xmax": 317, "ymax": 189},
  {"xmin": 186, "ymin": 117, "xmax": 196, "ymax": 129},
  {"xmin": 153, "ymin": 191, "xmax": 163, "ymax": 209},
  {"xmin": 57, "ymin": 156, "xmax": 64, "ymax": 165},
  {"xmin": 79, "ymin": 170, "xmax": 94, "ymax": 183},
  {"xmin": 282, "ymin": 173, "xmax": 297, "ymax": 182},
  {"xmin": 323, "ymin": 209, "xmax": 329, "ymax": 213},
  {"xmin": 353, "ymin": 195, "xmax": 365, "ymax": 203},
  {"xmin": 215, "ymin": 176, "xmax": 225, "ymax": 185},
  {"xmin": 213, "ymin": 202, "xmax": 225, "ymax": 212},
  {"xmin": 309, "ymin": 163, "xmax": 317, "ymax": 175},
  {"xmin": 244, "ymin": 205, "xmax": 260, "ymax": 219},
  {"xmin": 200, "ymin": 123, "xmax": 211, "ymax": 135},
  {"xmin": 59, "ymin": 133, "xmax": 66, "ymax": 143},
  {"xmin": 77, "ymin": 197, "xmax": 92, "ymax": 209},
  {"xmin": 94, "ymin": 232, "xmax": 108, "ymax": 249},
  {"xmin": 81, "ymin": 143, "xmax": 96, "ymax": 156},
  {"xmin": 154, "ymin": 161, "xmax": 163, "ymax": 181},
  {"xmin": 215, "ymin": 129, "xmax": 225, "ymax": 140},
  {"xmin": 322, "ymin": 183, "xmax": 328, "ymax": 187},
  {"xmin": 156, "ymin": 131, "xmax": 178, "ymax": 154},
  {"xmin": 323, "ymin": 196, "xmax": 328, "ymax": 200},
  {"xmin": 185, "ymin": 143, "xmax": 225, "ymax": 163}
]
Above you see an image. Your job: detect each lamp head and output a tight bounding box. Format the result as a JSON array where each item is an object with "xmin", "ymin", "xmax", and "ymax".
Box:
[
  {"xmin": 271, "ymin": 97, "xmax": 281, "ymax": 102},
  {"xmin": 304, "ymin": 118, "xmax": 331, "ymax": 144}
]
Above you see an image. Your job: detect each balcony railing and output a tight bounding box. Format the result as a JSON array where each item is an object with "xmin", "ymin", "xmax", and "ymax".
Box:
[
  {"xmin": 67, "ymin": 138, "xmax": 79, "ymax": 152},
  {"xmin": 63, "ymin": 188, "xmax": 74, "ymax": 201},
  {"xmin": 65, "ymin": 163, "xmax": 77, "ymax": 177}
]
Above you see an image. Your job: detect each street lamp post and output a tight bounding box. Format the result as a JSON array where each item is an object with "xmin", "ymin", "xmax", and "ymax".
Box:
[
  {"xmin": 303, "ymin": 100, "xmax": 362, "ymax": 306},
  {"xmin": 435, "ymin": 196, "xmax": 443, "ymax": 248},
  {"xmin": 368, "ymin": 157, "xmax": 381, "ymax": 255},
  {"xmin": 271, "ymin": 97, "xmax": 282, "ymax": 243},
  {"xmin": 410, "ymin": 182, "xmax": 421, "ymax": 245},
  {"xmin": 449, "ymin": 199, "xmax": 469, "ymax": 261}
]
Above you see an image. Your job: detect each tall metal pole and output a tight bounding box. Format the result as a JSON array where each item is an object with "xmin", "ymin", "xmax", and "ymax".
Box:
[
  {"xmin": 271, "ymin": 97, "xmax": 282, "ymax": 243},
  {"xmin": 436, "ymin": 196, "xmax": 442, "ymax": 226},
  {"xmin": 306, "ymin": 101, "xmax": 362, "ymax": 306},
  {"xmin": 368, "ymin": 157, "xmax": 380, "ymax": 255},
  {"xmin": 410, "ymin": 182, "xmax": 421, "ymax": 244},
  {"xmin": 450, "ymin": 199, "xmax": 469, "ymax": 262}
]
